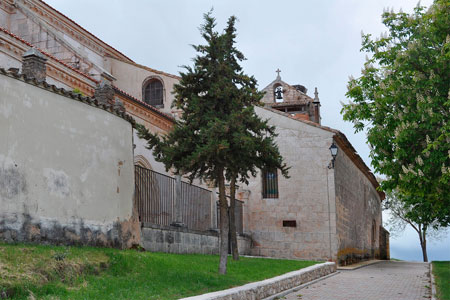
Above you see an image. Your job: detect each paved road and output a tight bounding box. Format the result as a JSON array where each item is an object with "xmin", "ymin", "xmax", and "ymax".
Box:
[{"xmin": 284, "ymin": 261, "xmax": 430, "ymax": 300}]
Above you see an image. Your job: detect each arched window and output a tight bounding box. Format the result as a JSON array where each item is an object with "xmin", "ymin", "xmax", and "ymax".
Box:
[{"xmin": 143, "ymin": 79, "xmax": 164, "ymax": 107}]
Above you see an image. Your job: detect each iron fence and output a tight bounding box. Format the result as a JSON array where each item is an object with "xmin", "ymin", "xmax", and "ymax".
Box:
[
  {"xmin": 216, "ymin": 196, "xmax": 244, "ymax": 234},
  {"xmin": 135, "ymin": 165, "xmax": 213, "ymax": 232}
]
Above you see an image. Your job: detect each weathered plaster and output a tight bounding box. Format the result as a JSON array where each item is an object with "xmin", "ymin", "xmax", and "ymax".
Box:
[{"xmin": 0, "ymin": 73, "xmax": 138, "ymax": 248}]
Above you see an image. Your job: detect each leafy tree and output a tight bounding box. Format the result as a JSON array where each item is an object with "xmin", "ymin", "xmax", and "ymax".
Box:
[
  {"xmin": 342, "ymin": 1, "xmax": 450, "ymax": 227},
  {"xmin": 383, "ymin": 189, "xmax": 447, "ymax": 262},
  {"xmin": 137, "ymin": 12, "xmax": 287, "ymax": 273}
]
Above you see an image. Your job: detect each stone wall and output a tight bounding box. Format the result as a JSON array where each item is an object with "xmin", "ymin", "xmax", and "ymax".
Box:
[
  {"xmin": 379, "ymin": 226, "xmax": 390, "ymax": 260},
  {"xmin": 243, "ymin": 107, "xmax": 337, "ymax": 261},
  {"xmin": 0, "ymin": 72, "xmax": 138, "ymax": 248},
  {"xmin": 7, "ymin": 2, "xmax": 104, "ymax": 80},
  {"xmin": 334, "ymin": 142, "xmax": 383, "ymax": 265},
  {"xmin": 109, "ymin": 57, "xmax": 180, "ymax": 116},
  {"xmin": 141, "ymin": 224, "xmax": 251, "ymax": 255}
]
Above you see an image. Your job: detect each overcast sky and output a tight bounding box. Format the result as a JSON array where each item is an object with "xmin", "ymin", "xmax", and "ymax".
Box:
[{"xmin": 44, "ymin": 0, "xmax": 448, "ymax": 261}]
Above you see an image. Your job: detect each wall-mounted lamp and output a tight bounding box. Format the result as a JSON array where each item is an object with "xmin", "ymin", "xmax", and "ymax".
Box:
[{"xmin": 328, "ymin": 141, "xmax": 338, "ymax": 169}]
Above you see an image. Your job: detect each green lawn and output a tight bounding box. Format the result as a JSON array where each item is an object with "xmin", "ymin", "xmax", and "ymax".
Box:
[
  {"xmin": 433, "ymin": 261, "xmax": 450, "ymax": 300},
  {"xmin": 0, "ymin": 243, "xmax": 318, "ymax": 300}
]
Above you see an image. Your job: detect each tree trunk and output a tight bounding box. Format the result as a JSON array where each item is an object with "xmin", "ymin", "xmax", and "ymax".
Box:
[
  {"xmin": 420, "ymin": 229, "xmax": 428, "ymax": 262},
  {"xmin": 229, "ymin": 176, "xmax": 239, "ymax": 260},
  {"xmin": 218, "ymin": 168, "xmax": 229, "ymax": 274},
  {"xmin": 417, "ymin": 225, "xmax": 428, "ymax": 262}
]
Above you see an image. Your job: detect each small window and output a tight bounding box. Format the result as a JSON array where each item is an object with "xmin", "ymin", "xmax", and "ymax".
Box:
[
  {"xmin": 143, "ymin": 79, "xmax": 164, "ymax": 107},
  {"xmin": 262, "ymin": 169, "xmax": 278, "ymax": 198},
  {"xmin": 283, "ymin": 220, "xmax": 297, "ymax": 227}
]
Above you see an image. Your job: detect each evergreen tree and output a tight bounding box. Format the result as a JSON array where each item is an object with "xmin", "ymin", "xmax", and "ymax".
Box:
[{"xmin": 137, "ymin": 12, "xmax": 287, "ymax": 273}]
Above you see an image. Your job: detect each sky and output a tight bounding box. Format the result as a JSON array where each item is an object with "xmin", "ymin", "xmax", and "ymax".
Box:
[{"xmin": 44, "ymin": 0, "xmax": 448, "ymax": 261}]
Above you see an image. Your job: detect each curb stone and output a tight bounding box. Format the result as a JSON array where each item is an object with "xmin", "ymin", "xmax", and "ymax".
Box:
[
  {"xmin": 179, "ymin": 262, "xmax": 336, "ymax": 300},
  {"xmin": 262, "ymin": 271, "xmax": 340, "ymax": 300},
  {"xmin": 430, "ymin": 262, "xmax": 437, "ymax": 300},
  {"xmin": 337, "ymin": 259, "xmax": 382, "ymax": 271}
]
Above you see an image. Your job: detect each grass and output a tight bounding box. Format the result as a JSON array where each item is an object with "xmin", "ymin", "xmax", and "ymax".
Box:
[
  {"xmin": 0, "ymin": 243, "xmax": 318, "ymax": 300},
  {"xmin": 433, "ymin": 261, "xmax": 450, "ymax": 300}
]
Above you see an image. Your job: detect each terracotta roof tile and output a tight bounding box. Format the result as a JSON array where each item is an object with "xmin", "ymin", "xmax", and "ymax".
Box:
[
  {"xmin": 0, "ymin": 26, "xmax": 99, "ymax": 84},
  {"xmin": 112, "ymin": 85, "xmax": 176, "ymax": 122}
]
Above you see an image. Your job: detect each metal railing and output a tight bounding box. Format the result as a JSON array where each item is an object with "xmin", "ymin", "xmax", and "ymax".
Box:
[
  {"xmin": 135, "ymin": 165, "xmax": 213, "ymax": 232},
  {"xmin": 216, "ymin": 196, "xmax": 244, "ymax": 234}
]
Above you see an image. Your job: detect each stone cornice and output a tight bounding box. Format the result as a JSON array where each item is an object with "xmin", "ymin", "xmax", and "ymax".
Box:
[
  {"xmin": 19, "ymin": 0, "xmax": 132, "ymax": 62},
  {"xmin": 0, "ymin": 0, "xmax": 14, "ymax": 13},
  {"xmin": 117, "ymin": 93, "xmax": 174, "ymax": 133},
  {"xmin": 0, "ymin": 31, "xmax": 96, "ymax": 96}
]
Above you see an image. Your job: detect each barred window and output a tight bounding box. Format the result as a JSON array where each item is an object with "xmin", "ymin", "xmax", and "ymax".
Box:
[
  {"xmin": 143, "ymin": 79, "xmax": 164, "ymax": 107},
  {"xmin": 262, "ymin": 169, "xmax": 278, "ymax": 198}
]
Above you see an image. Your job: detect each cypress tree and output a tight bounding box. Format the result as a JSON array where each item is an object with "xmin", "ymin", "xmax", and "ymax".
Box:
[{"xmin": 137, "ymin": 12, "xmax": 288, "ymax": 273}]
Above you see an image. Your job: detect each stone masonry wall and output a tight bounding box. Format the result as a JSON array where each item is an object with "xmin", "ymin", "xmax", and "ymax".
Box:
[
  {"xmin": 243, "ymin": 107, "xmax": 338, "ymax": 261},
  {"xmin": 109, "ymin": 58, "xmax": 179, "ymax": 116},
  {"xmin": 334, "ymin": 143, "xmax": 383, "ymax": 265},
  {"xmin": 7, "ymin": 2, "xmax": 104, "ymax": 79},
  {"xmin": 141, "ymin": 224, "xmax": 251, "ymax": 255}
]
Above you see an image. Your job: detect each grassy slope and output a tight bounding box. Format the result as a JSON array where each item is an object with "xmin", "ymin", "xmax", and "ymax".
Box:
[
  {"xmin": 0, "ymin": 243, "xmax": 318, "ymax": 300},
  {"xmin": 433, "ymin": 261, "xmax": 450, "ymax": 300}
]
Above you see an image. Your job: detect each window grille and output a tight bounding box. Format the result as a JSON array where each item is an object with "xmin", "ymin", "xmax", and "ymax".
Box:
[
  {"xmin": 144, "ymin": 79, "xmax": 164, "ymax": 107},
  {"xmin": 262, "ymin": 169, "xmax": 278, "ymax": 198}
]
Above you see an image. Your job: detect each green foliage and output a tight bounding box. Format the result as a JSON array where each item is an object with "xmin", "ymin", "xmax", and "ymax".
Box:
[
  {"xmin": 72, "ymin": 88, "xmax": 84, "ymax": 96},
  {"xmin": 0, "ymin": 243, "xmax": 318, "ymax": 300},
  {"xmin": 342, "ymin": 0, "xmax": 450, "ymax": 226},
  {"xmin": 433, "ymin": 261, "xmax": 450, "ymax": 300},
  {"xmin": 136, "ymin": 11, "xmax": 288, "ymax": 184},
  {"xmin": 137, "ymin": 11, "xmax": 288, "ymax": 272}
]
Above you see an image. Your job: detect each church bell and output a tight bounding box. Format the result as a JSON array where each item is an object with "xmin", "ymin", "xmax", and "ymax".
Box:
[{"xmin": 275, "ymin": 87, "xmax": 283, "ymax": 100}]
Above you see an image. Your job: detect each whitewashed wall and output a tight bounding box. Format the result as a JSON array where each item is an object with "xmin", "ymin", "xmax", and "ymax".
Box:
[{"xmin": 0, "ymin": 73, "xmax": 138, "ymax": 247}]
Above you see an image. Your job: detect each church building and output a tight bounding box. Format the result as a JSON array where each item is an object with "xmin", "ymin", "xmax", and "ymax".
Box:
[
  {"xmin": 237, "ymin": 72, "xmax": 387, "ymax": 263},
  {"xmin": 0, "ymin": 0, "xmax": 388, "ymax": 265}
]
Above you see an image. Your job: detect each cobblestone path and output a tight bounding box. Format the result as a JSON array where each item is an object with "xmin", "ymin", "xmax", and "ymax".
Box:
[{"xmin": 283, "ymin": 261, "xmax": 430, "ymax": 300}]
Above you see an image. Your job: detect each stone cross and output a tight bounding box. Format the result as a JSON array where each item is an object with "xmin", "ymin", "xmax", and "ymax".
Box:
[{"xmin": 276, "ymin": 68, "xmax": 281, "ymax": 79}]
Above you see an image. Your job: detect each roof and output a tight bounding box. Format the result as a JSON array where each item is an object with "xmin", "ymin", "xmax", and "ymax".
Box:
[
  {"xmin": 0, "ymin": 67, "xmax": 135, "ymax": 126},
  {"xmin": 0, "ymin": 26, "xmax": 99, "ymax": 84},
  {"xmin": 110, "ymin": 56, "xmax": 181, "ymax": 80},
  {"xmin": 1, "ymin": 26, "xmax": 174, "ymax": 125},
  {"xmin": 35, "ymin": 0, "xmax": 134, "ymax": 63},
  {"xmin": 269, "ymin": 99, "xmax": 312, "ymax": 108},
  {"xmin": 263, "ymin": 107, "xmax": 385, "ymax": 200}
]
